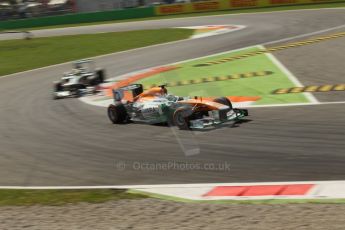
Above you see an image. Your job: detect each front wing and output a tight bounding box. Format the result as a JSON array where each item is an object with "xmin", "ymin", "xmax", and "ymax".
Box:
[{"xmin": 189, "ymin": 108, "xmax": 248, "ymax": 129}]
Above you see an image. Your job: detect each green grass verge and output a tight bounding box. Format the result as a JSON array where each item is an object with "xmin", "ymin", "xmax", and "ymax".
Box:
[
  {"xmin": 0, "ymin": 189, "xmax": 148, "ymax": 206},
  {"xmin": 1, "ymin": 188, "xmax": 343, "ymax": 206},
  {"xmin": 2, "ymin": 2, "xmax": 344, "ymax": 32},
  {"xmin": 129, "ymin": 189, "xmax": 345, "ymax": 204},
  {"xmin": 136, "ymin": 46, "xmax": 309, "ymax": 105},
  {"xmin": 0, "ymin": 28, "xmax": 193, "ymax": 76}
]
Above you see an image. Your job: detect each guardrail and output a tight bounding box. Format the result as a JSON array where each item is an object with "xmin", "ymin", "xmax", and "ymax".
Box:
[
  {"xmin": 155, "ymin": 0, "xmax": 345, "ymax": 15},
  {"xmin": 0, "ymin": 7, "xmax": 155, "ymax": 30},
  {"xmin": 0, "ymin": 0, "xmax": 344, "ymax": 30}
]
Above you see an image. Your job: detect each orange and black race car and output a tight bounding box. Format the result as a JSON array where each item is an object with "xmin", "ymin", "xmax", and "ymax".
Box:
[{"xmin": 107, "ymin": 84, "xmax": 248, "ymax": 130}]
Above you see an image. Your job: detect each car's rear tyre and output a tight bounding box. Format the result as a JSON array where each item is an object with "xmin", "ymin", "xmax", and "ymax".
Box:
[
  {"xmin": 54, "ymin": 82, "xmax": 63, "ymax": 92},
  {"xmin": 108, "ymin": 103, "xmax": 128, "ymax": 124},
  {"xmin": 173, "ymin": 107, "xmax": 192, "ymax": 130},
  {"xmin": 53, "ymin": 82, "xmax": 63, "ymax": 100},
  {"xmin": 73, "ymin": 84, "xmax": 86, "ymax": 98},
  {"xmin": 213, "ymin": 97, "xmax": 233, "ymax": 109},
  {"xmin": 93, "ymin": 69, "xmax": 105, "ymax": 85}
]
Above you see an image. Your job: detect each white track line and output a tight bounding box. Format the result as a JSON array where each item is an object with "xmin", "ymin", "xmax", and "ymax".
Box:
[
  {"xmin": 249, "ymin": 101, "xmax": 345, "ymax": 108},
  {"xmin": 262, "ymin": 47, "xmax": 320, "ymax": 104},
  {"xmin": 177, "ymin": 25, "xmax": 246, "ymax": 39},
  {"xmin": 263, "ymin": 23, "xmax": 345, "ymax": 46}
]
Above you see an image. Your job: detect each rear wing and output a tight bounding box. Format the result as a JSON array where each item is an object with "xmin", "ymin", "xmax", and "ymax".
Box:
[{"xmin": 112, "ymin": 84, "xmax": 143, "ymax": 102}]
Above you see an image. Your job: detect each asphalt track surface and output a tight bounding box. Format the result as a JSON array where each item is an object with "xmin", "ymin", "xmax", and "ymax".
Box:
[{"xmin": 0, "ymin": 9, "xmax": 344, "ymax": 186}]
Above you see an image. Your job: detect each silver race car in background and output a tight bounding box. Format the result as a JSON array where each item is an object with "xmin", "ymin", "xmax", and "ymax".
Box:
[{"xmin": 53, "ymin": 59, "xmax": 105, "ymax": 99}]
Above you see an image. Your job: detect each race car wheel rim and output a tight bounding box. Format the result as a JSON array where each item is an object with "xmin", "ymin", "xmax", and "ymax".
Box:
[{"xmin": 175, "ymin": 112, "xmax": 186, "ymax": 126}]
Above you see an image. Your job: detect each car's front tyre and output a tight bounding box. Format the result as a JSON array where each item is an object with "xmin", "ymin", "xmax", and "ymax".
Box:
[
  {"xmin": 213, "ymin": 97, "xmax": 233, "ymax": 110},
  {"xmin": 173, "ymin": 107, "xmax": 192, "ymax": 130}
]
